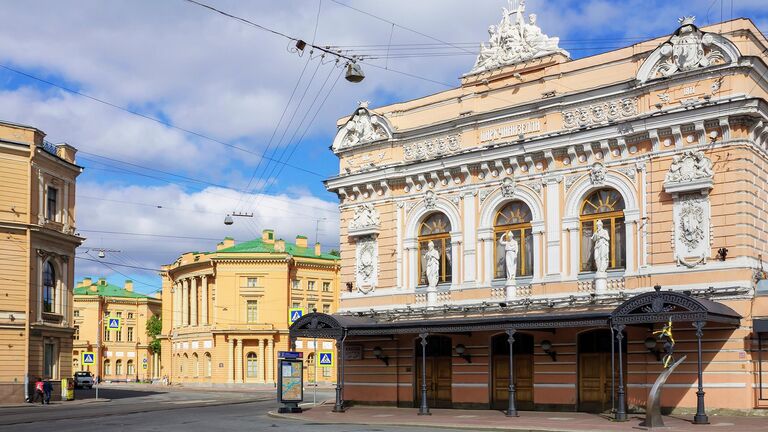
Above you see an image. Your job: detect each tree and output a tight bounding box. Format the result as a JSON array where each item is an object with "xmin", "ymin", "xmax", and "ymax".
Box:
[
  {"xmin": 329, "ymin": 249, "xmax": 340, "ymax": 257},
  {"xmin": 146, "ymin": 315, "xmax": 162, "ymax": 355}
]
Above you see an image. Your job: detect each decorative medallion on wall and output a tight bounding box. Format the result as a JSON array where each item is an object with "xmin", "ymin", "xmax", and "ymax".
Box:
[
  {"xmin": 637, "ymin": 16, "xmax": 741, "ymax": 84},
  {"xmin": 424, "ymin": 190, "xmax": 437, "ymax": 210},
  {"xmin": 468, "ymin": 0, "xmax": 569, "ymax": 75},
  {"xmin": 332, "ymin": 101, "xmax": 393, "ymax": 151},
  {"xmin": 355, "ymin": 236, "xmax": 378, "ymax": 294},
  {"xmin": 562, "ymin": 97, "xmax": 638, "ymax": 129},
  {"xmin": 663, "ymin": 150, "xmax": 714, "ymax": 268},
  {"xmin": 589, "ymin": 162, "xmax": 606, "ymax": 186}
]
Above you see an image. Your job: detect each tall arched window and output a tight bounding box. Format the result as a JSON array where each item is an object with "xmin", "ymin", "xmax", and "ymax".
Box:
[
  {"xmin": 104, "ymin": 359, "xmax": 111, "ymax": 376},
  {"xmin": 192, "ymin": 353, "xmax": 199, "ymax": 377},
  {"xmin": 246, "ymin": 352, "xmax": 258, "ymax": 378},
  {"xmin": 42, "ymin": 261, "xmax": 56, "ymax": 313},
  {"xmin": 418, "ymin": 213, "xmax": 452, "ymax": 285},
  {"xmin": 580, "ymin": 189, "xmax": 626, "ymax": 272},
  {"xmin": 306, "ymin": 353, "xmax": 316, "ymax": 382},
  {"xmin": 127, "ymin": 360, "xmax": 135, "ymax": 376},
  {"xmin": 494, "ymin": 201, "xmax": 533, "ymax": 278},
  {"xmin": 73, "ymin": 358, "xmax": 79, "ymax": 372},
  {"xmin": 182, "ymin": 354, "xmax": 188, "ymax": 376},
  {"xmin": 115, "ymin": 360, "xmax": 123, "ymax": 375},
  {"xmin": 205, "ymin": 353, "xmax": 212, "ymax": 377}
]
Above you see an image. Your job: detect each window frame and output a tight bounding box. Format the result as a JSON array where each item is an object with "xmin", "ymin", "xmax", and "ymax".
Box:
[
  {"xmin": 579, "ymin": 188, "xmax": 626, "ymax": 272},
  {"xmin": 246, "ymin": 300, "xmax": 258, "ymax": 323},
  {"xmin": 127, "ymin": 327, "xmax": 134, "ymax": 342},
  {"xmin": 417, "ymin": 213, "xmax": 453, "ymax": 286},
  {"xmin": 42, "ymin": 260, "xmax": 56, "ymax": 314},
  {"xmin": 46, "ymin": 185, "xmax": 58, "ymax": 222},
  {"xmin": 246, "ymin": 352, "xmax": 258, "ymax": 378},
  {"xmin": 492, "ymin": 201, "xmax": 534, "ymax": 279}
]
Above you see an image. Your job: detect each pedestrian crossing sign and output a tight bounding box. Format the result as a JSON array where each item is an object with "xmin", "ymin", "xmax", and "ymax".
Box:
[
  {"xmin": 288, "ymin": 308, "xmax": 303, "ymax": 325},
  {"xmin": 107, "ymin": 317, "xmax": 121, "ymax": 330},
  {"xmin": 319, "ymin": 351, "xmax": 334, "ymax": 368},
  {"xmin": 81, "ymin": 352, "xmax": 95, "ymax": 366}
]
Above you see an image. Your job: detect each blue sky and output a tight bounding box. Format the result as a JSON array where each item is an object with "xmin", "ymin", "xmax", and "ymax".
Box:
[{"xmin": 0, "ymin": 0, "xmax": 765, "ymax": 294}]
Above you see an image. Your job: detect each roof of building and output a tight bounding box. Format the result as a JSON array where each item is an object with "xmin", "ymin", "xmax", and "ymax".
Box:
[
  {"xmin": 74, "ymin": 280, "xmax": 154, "ymax": 299},
  {"xmin": 216, "ymin": 238, "xmax": 339, "ymax": 261}
]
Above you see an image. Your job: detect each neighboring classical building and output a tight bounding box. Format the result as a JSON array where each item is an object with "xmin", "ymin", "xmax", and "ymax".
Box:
[
  {"xmin": 160, "ymin": 231, "xmax": 340, "ymax": 385},
  {"xmin": 0, "ymin": 120, "xmax": 82, "ymax": 402},
  {"xmin": 292, "ymin": 5, "xmax": 768, "ymax": 420},
  {"xmin": 72, "ymin": 278, "xmax": 162, "ymax": 382}
]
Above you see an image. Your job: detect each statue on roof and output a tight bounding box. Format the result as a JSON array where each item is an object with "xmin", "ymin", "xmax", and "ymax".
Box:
[{"xmin": 469, "ymin": 0, "xmax": 569, "ymax": 75}]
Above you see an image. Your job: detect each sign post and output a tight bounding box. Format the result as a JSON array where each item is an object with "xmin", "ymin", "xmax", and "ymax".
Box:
[{"xmin": 277, "ymin": 352, "xmax": 303, "ymax": 413}]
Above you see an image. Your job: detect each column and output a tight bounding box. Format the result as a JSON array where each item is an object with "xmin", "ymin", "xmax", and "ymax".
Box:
[
  {"xmin": 235, "ymin": 339, "xmax": 243, "ymax": 384},
  {"xmin": 532, "ymin": 221, "xmax": 545, "ymax": 282},
  {"xmin": 462, "ymin": 192, "xmax": 477, "ymax": 283},
  {"xmin": 173, "ymin": 283, "xmax": 180, "ymax": 328},
  {"xmin": 693, "ymin": 321, "xmax": 709, "ymax": 424},
  {"xmin": 190, "ymin": 277, "xmax": 198, "ymax": 326},
  {"xmin": 258, "ymin": 339, "xmax": 265, "ymax": 383},
  {"xmin": 227, "ymin": 338, "xmax": 234, "ymax": 383},
  {"xmin": 545, "ymin": 177, "xmax": 561, "ymax": 276},
  {"xmin": 201, "ymin": 275, "xmax": 208, "ymax": 325},
  {"xmin": 182, "ymin": 279, "xmax": 189, "ymax": 326},
  {"xmin": 266, "ymin": 339, "xmax": 274, "ymax": 384}
]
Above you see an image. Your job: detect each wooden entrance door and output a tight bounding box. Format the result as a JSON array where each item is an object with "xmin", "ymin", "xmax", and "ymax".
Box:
[
  {"xmin": 414, "ymin": 336, "xmax": 452, "ymax": 408},
  {"xmin": 578, "ymin": 329, "xmax": 626, "ymax": 413},
  {"xmin": 491, "ymin": 333, "xmax": 534, "ymax": 410}
]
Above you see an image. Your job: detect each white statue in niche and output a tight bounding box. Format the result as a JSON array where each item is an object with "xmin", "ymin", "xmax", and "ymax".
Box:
[
  {"xmin": 498, "ymin": 230, "xmax": 519, "ymax": 282},
  {"xmin": 425, "ymin": 241, "xmax": 441, "ymax": 288},
  {"xmin": 591, "ymin": 220, "xmax": 610, "ymax": 273}
]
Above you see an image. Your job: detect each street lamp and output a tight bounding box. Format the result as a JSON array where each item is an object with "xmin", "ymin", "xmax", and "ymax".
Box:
[{"xmin": 345, "ymin": 62, "xmax": 365, "ymax": 83}]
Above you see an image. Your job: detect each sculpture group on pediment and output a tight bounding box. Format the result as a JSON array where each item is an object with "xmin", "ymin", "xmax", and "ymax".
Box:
[
  {"xmin": 333, "ymin": 101, "xmax": 392, "ymax": 151},
  {"xmin": 470, "ymin": 0, "xmax": 569, "ymax": 74},
  {"xmin": 349, "ymin": 203, "xmax": 381, "ymax": 231},
  {"xmin": 664, "ymin": 150, "xmax": 713, "ymax": 184}
]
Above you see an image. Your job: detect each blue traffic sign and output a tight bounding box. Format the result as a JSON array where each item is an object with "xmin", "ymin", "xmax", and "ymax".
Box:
[
  {"xmin": 288, "ymin": 308, "xmax": 303, "ymax": 325},
  {"xmin": 107, "ymin": 318, "xmax": 121, "ymax": 330},
  {"xmin": 318, "ymin": 351, "xmax": 334, "ymax": 368},
  {"xmin": 82, "ymin": 352, "xmax": 95, "ymax": 365}
]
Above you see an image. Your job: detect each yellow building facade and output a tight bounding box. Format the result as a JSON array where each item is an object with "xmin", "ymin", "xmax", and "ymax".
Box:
[
  {"xmin": 160, "ymin": 230, "xmax": 340, "ymax": 385},
  {"xmin": 0, "ymin": 120, "xmax": 82, "ymax": 402},
  {"xmin": 72, "ymin": 278, "xmax": 162, "ymax": 382}
]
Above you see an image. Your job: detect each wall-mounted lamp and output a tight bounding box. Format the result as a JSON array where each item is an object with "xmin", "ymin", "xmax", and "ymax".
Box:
[
  {"xmin": 644, "ymin": 337, "xmax": 662, "ymax": 361},
  {"xmin": 717, "ymin": 247, "xmax": 728, "ymax": 261},
  {"xmin": 372, "ymin": 346, "xmax": 389, "ymax": 366},
  {"xmin": 540, "ymin": 340, "xmax": 557, "ymax": 362},
  {"xmin": 455, "ymin": 344, "xmax": 472, "ymax": 363}
]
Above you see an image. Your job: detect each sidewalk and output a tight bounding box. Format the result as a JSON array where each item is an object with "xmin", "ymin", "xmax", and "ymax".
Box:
[
  {"xmin": 269, "ymin": 404, "xmax": 768, "ymax": 432},
  {"xmin": 0, "ymin": 398, "xmax": 111, "ymax": 409}
]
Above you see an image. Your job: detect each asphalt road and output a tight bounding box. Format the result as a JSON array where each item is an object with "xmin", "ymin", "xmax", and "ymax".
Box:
[{"xmin": 0, "ymin": 386, "xmax": 460, "ymax": 432}]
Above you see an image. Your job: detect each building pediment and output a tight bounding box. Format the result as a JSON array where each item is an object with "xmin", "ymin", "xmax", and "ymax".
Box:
[{"xmin": 332, "ymin": 101, "xmax": 393, "ymax": 152}]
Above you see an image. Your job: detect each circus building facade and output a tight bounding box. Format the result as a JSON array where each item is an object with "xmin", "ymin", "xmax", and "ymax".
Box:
[{"xmin": 290, "ymin": 3, "xmax": 768, "ymax": 420}]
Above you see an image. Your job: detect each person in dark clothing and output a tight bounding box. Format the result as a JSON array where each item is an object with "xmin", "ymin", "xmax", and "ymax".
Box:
[
  {"xmin": 34, "ymin": 378, "xmax": 44, "ymax": 404},
  {"xmin": 43, "ymin": 380, "xmax": 53, "ymax": 404}
]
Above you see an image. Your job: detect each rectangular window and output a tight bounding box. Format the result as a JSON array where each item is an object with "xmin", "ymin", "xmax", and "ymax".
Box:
[
  {"xmin": 307, "ymin": 281, "xmax": 316, "ymax": 291},
  {"xmin": 116, "ymin": 328, "xmax": 122, "ymax": 342},
  {"xmin": 292, "ymin": 302, "xmax": 300, "ymax": 309},
  {"xmin": 307, "ymin": 303, "xmax": 316, "ymax": 313},
  {"xmin": 74, "ymin": 326, "xmax": 80, "ymax": 340},
  {"xmin": 44, "ymin": 342, "xmax": 56, "ymax": 379},
  {"xmin": 292, "ymin": 280, "xmax": 300, "ymax": 290},
  {"xmin": 127, "ymin": 327, "xmax": 134, "ymax": 342},
  {"xmin": 127, "ymin": 313, "xmax": 134, "ymax": 320},
  {"xmin": 322, "ymin": 304, "xmax": 330, "ymax": 314},
  {"xmin": 46, "ymin": 186, "xmax": 58, "ymax": 222},
  {"xmin": 322, "ymin": 282, "xmax": 331, "ymax": 292},
  {"xmin": 323, "ymin": 368, "xmax": 331, "ymax": 378},
  {"xmin": 116, "ymin": 312, "xmax": 122, "ymax": 318},
  {"xmin": 103, "ymin": 326, "xmax": 110, "ymax": 342},
  {"xmin": 73, "ymin": 310, "xmax": 80, "ymax": 317},
  {"xmin": 246, "ymin": 300, "xmax": 258, "ymax": 323},
  {"xmin": 246, "ymin": 277, "xmax": 259, "ymax": 287}
]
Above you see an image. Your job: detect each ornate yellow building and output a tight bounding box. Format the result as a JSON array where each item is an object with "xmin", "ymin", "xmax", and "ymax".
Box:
[
  {"xmin": 292, "ymin": 8, "xmax": 768, "ymax": 421},
  {"xmin": 160, "ymin": 230, "xmax": 340, "ymax": 385},
  {"xmin": 0, "ymin": 120, "xmax": 82, "ymax": 402},
  {"xmin": 72, "ymin": 278, "xmax": 162, "ymax": 382}
]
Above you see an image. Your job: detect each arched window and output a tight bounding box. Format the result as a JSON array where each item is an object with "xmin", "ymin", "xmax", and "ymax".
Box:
[
  {"xmin": 494, "ymin": 201, "xmax": 533, "ymax": 278},
  {"xmin": 246, "ymin": 352, "xmax": 258, "ymax": 378},
  {"xmin": 182, "ymin": 354, "xmax": 188, "ymax": 376},
  {"xmin": 205, "ymin": 353, "xmax": 212, "ymax": 377},
  {"xmin": 104, "ymin": 360, "xmax": 111, "ymax": 376},
  {"xmin": 580, "ymin": 189, "xmax": 626, "ymax": 272},
  {"xmin": 192, "ymin": 353, "xmax": 199, "ymax": 377},
  {"xmin": 115, "ymin": 360, "xmax": 123, "ymax": 375},
  {"xmin": 73, "ymin": 358, "xmax": 79, "ymax": 372},
  {"xmin": 306, "ymin": 353, "xmax": 316, "ymax": 382},
  {"xmin": 127, "ymin": 360, "xmax": 135, "ymax": 376},
  {"xmin": 42, "ymin": 261, "xmax": 55, "ymax": 313},
  {"xmin": 418, "ymin": 213, "xmax": 452, "ymax": 285}
]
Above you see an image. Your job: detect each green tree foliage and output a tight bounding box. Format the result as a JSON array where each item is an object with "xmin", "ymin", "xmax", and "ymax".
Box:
[
  {"xmin": 146, "ymin": 315, "xmax": 162, "ymax": 354},
  {"xmin": 329, "ymin": 249, "xmax": 340, "ymax": 257}
]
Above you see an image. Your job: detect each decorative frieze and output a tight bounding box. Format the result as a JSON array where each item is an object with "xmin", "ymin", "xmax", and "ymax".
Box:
[
  {"xmin": 562, "ymin": 97, "xmax": 638, "ymax": 129},
  {"xmin": 403, "ymin": 134, "xmax": 461, "ymax": 161}
]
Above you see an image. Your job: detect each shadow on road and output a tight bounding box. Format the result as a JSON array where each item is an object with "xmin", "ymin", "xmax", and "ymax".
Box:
[{"xmin": 74, "ymin": 387, "xmax": 165, "ymax": 400}]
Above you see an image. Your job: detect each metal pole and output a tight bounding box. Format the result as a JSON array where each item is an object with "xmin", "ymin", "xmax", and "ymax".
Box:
[
  {"xmin": 506, "ymin": 329, "xmax": 518, "ymax": 417},
  {"xmin": 313, "ymin": 337, "xmax": 317, "ymax": 406},
  {"xmin": 760, "ymin": 333, "xmax": 765, "ymax": 400},
  {"xmin": 614, "ymin": 324, "xmax": 627, "ymax": 421},
  {"xmin": 693, "ymin": 321, "xmax": 709, "ymax": 424},
  {"xmin": 610, "ymin": 325, "xmax": 615, "ymax": 413},
  {"xmin": 418, "ymin": 332, "xmax": 430, "ymax": 415},
  {"xmin": 96, "ymin": 317, "xmax": 101, "ymax": 401},
  {"xmin": 332, "ymin": 331, "xmax": 346, "ymax": 412}
]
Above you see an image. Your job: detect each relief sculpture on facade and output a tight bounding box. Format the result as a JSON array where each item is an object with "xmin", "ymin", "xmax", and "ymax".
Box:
[
  {"xmin": 664, "ymin": 150, "xmax": 713, "ymax": 184},
  {"xmin": 332, "ymin": 101, "xmax": 392, "ymax": 151},
  {"xmin": 355, "ymin": 236, "xmax": 378, "ymax": 294},
  {"xmin": 348, "ymin": 203, "xmax": 380, "ymax": 232},
  {"xmin": 403, "ymin": 134, "xmax": 461, "ymax": 161},
  {"xmin": 562, "ymin": 97, "xmax": 638, "ymax": 129}
]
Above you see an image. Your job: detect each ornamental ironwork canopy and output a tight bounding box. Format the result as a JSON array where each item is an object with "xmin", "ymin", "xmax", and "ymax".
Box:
[{"xmin": 611, "ymin": 286, "xmax": 741, "ymax": 326}]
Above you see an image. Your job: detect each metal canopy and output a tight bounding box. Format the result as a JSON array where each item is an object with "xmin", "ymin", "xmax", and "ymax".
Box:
[{"xmin": 611, "ymin": 286, "xmax": 741, "ymax": 326}]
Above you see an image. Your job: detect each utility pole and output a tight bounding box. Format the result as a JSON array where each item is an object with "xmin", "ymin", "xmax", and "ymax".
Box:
[{"xmin": 314, "ymin": 218, "xmax": 326, "ymax": 245}]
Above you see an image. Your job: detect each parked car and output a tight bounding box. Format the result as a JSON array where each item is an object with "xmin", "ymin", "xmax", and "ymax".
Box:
[{"xmin": 73, "ymin": 371, "xmax": 94, "ymax": 389}]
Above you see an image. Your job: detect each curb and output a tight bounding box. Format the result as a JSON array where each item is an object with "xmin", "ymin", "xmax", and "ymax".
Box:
[{"xmin": 265, "ymin": 410, "xmax": 610, "ymax": 432}]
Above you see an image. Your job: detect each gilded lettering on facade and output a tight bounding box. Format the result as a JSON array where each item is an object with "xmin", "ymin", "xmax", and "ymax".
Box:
[{"xmin": 479, "ymin": 119, "xmax": 542, "ymax": 142}]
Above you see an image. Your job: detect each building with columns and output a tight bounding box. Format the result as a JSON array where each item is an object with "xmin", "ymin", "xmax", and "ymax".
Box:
[
  {"xmin": 72, "ymin": 278, "xmax": 161, "ymax": 382},
  {"xmin": 160, "ymin": 230, "xmax": 340, "ymax": 385},
  {"xmin": 0, "ymin": 120, "xmax": 82, "ymax": 402},
  {"xmin": 292, "ymin": 6, "xmax": 768, "ymax": 420}
]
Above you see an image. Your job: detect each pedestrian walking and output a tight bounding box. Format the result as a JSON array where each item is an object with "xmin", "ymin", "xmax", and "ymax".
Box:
[
  {"xmin": 34, "ymin": 378, "xmax": 44, "ymax": 405},
  {"xmin": 43, "ymin": 379, "xmax": 53, "ymax": 404}
]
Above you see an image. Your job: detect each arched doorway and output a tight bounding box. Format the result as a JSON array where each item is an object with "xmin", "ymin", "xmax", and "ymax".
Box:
[
  {"xmin": 491, "ymin": 333, "xmax": 534, "ymax": 410},
  {"xmin": 577, "ymin": 329, "xmax": 626, "ymax": 413},
  {"xmin": 414, "ymin": 335, "xmax": 452, "ymax": 408}
]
